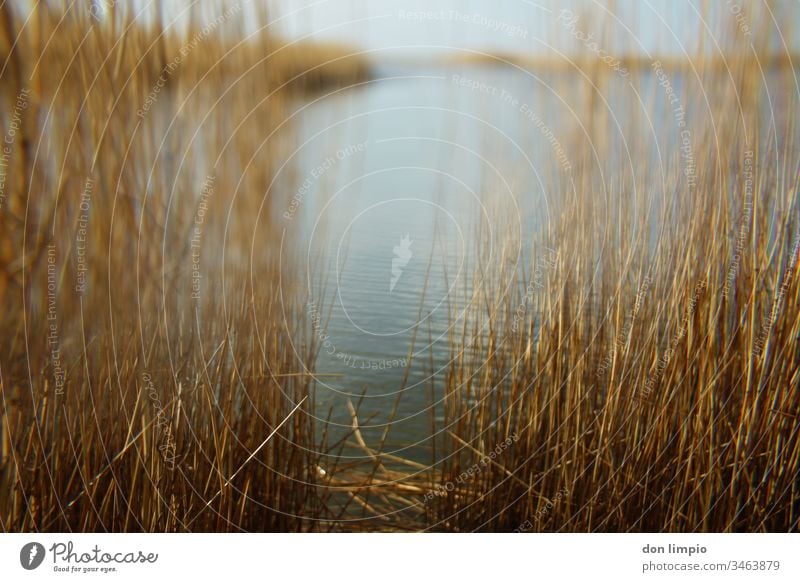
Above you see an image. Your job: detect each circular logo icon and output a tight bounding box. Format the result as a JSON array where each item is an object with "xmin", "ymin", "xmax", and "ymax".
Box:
[{"xmin": 20, "ymin": 542, "xmax": 45, "ymax": 570}]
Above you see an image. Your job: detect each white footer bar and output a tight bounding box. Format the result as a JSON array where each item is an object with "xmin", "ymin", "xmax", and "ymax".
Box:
[{"xmin": 1, "ymin": 533, "xmax": 797, "ymax": 581}]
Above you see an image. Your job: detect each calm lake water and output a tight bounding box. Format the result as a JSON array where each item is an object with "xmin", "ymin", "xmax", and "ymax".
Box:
[
  {"xmin": 278, "ymin": 63, "xmax": 794, "ymax": 462},
  {"xmin": 277, "ymin": 64, "xmax": 584, "ymax": 461}
]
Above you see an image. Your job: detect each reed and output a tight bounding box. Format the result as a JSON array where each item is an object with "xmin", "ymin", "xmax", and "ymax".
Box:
[
  {"xmin": 420, "ymin": 50, "xmax": 800, "ymax": 532},
  {"xmin": 0, "ymin": 1, "xmax": 365, "ymax": 532},
  {"xmin": 1, "ymin": 1, "xmax": 797, "ymax": 534}
]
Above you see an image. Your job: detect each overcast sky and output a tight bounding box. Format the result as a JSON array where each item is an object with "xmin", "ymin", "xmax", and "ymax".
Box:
[
  {"xmin": 56, "ymin": 1, "xmax": 800, "ymax": 59},
  {"xmin": 257, "ymin": 0, "xmax": 797, "ymax": 57}
]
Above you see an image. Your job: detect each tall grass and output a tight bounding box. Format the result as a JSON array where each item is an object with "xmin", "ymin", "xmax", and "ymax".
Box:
[
  {"xmin": 0, "ymin": 2, "xmax": 365, "ymax": 531},
  {"xmin": 421, "ymin": 50, "xmax": 800, "ymax": 532},
  {"xmin": 1, "ymin": 1, "xmax": 798, "ymax": 533}
]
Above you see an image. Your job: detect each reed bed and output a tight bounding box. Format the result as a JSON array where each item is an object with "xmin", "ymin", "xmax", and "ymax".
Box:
[
  {"xmin": 1, "ymin": 1, "xmax": 798, "ymax": 534},
  {"xmin": 0, "ymin": 2, "xmax": 371, "ymax": 532},
  {"xmin": 419, "ymin": 52, "xmax": 800, "ymax": 532}
]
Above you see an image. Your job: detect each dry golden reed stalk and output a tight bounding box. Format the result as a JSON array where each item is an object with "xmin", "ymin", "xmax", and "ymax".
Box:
[
  {"xmin": 421, "ymin": 52, "xmax": 800, "ymax": 533},
  {"xmin": 0, "ymin": 2, "xmax": 369, "ymax": 532}
]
